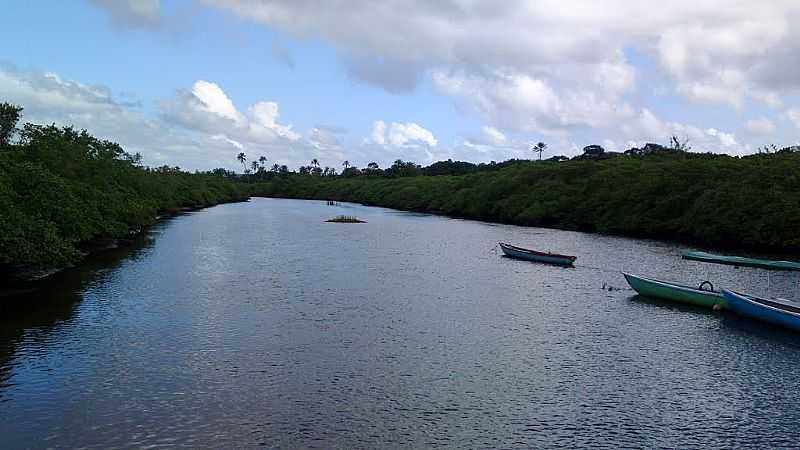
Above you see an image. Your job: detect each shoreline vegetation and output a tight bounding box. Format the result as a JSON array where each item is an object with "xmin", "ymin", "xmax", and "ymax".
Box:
[
  {"xmin": 0, "ymin": 104, "xmax": 248, "ymax": 284},
  {"xmin": 3, "ymin": 100, "xmax": 800, "ymax": 285},
  {"xmin": 249, "ymin": 150, "xmax": 800, "ymax": 257}
]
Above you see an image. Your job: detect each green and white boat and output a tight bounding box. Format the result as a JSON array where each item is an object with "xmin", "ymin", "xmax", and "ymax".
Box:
[{"xmin": 623, "ymin": 272, "xmax": 725, "ymax": 308}]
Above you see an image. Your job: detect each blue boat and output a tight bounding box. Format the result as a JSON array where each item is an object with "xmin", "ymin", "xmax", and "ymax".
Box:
[{"xmin": 722, "ymin": 290, "xmax": 800, "ymax": 332}]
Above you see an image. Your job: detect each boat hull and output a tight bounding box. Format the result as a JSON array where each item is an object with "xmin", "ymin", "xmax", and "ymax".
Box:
[
  {"xmin": 682, "ymin": 251, "xmax": 800, "ymax": 271},
  {"xmin": 499, "ymin": 243, "xmax": 575, "ymax": 266},
  {"xmin": 623, "ymin": 272, "xmax": 724, "ymax": 308},
  {"xmin": 722, "ymin": 290, "xmax": 800, "ymax": 332}
]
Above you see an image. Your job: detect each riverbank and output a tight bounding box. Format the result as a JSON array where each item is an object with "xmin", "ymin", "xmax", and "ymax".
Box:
[
  {"xmin": 0, "ymin": 107, "xmax": 250, "ymax": 284},
  {"xmin": 249, "ymin": 152, "xmax": 800, "ymax": 255},
  {"xmin": 0, "ymin": 197, "xmax": 249, "ymax": 288}
]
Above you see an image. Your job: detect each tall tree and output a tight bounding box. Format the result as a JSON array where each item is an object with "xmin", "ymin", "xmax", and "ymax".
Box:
[
  {"xmin": 669, "ymin": 135, "xmax": 691, "ymax": 152},
  {"xmin": 311, "ymin": 158, "xmax": 319, "ymax": 168},
  {"xmin": 0, "ymin": 102, "xmax": 22, "ymax": 147},
  {"xmin": 258, "ymin": 155, "xmax": 267, "ymax": 168},
  {"xmin": 342, "ymin": 160, "xmax": 350, "ymax": 170},
  {"xmin": 236, "ymin": 152, "xmax": 247, "ymax": 172},
  {"xmin": 530, "ymin": 142, "xmax": 547, "ymax": 161}
]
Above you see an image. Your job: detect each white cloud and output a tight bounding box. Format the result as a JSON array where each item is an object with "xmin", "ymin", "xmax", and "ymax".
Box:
[
  {"xmin": 368, "ymin": 120, "xmax": 437, "ymax": 148},
  {"xmin": 706, "ymin": 128, "xmax": 737, "ymax": 147},
  {"xmin": 481, "ymin": 126, "xmax": 507, "ymax": 146},
  {"xmin": 745, "ymin": 118, "xmax": 776, "ymax": 135},
  {"xmin": 0, "ymin": 66, "xmax": 323, "ymax": 170},
  {"xmin": 622, "ymin": 108, "xmax": 740, "ymax": 153},
  {"xmin": 308, "ymin": 126, "xmax": 343, "ymax": 151},
  {"xmin": 432, "ymin": 68, "xmax": 635, "ymax": 135},
  {"xmin": 211, "ymin": 134, "xmax": 243, "ymax": 150},
  {"xmin": 359, "ymin": 120, "xmax": 439, "ymax": 165},
  {"xmin": 370, "ymin": 120, "xmax": 387, "ymax": 146},
  {"xmin": 388, "ymin": 122, "xmax": 437, "ymax": 148},
  {"xmin": 192, "ymin": 80, "xmax": 244, "ymax": 124},
  {"xmin": 786, "ymin": 108, "xmax": 800, "ymax": 129},
  {"xmin": 205, "ymin": 0, "xmax": 800, "ymax": 114},
  {"xmin": 160, "ymin": 80, "xmax": 300, "ymax": 148},
  {"xmin": 459, "ymin": 125, "xmax": 535, "ymax": 162}
]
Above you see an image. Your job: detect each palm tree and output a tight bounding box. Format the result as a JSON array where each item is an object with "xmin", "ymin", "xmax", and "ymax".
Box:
[
  {"xmin": 342, "ymin": 160, "xmax": 350, "ymax": 170},
  {"xmin": 271, "ymin": 163, "xmax": 280, "ymax": 172},
  {"xmin": 251, "ymin": 161, "xmax": 259, "ymax": 173},
  {"xmin": 258, "ymin": 155, "xmax": 267, "ymax": 168},
  {"xmin": 311, "ymin": 158, "xmax": 319, "ymax": 168},
  {"xmin": 530, "ymin": 142, "xmax": 547, "ymax": 161},
  {"xmin": 236, "ymin": 152, "xmax": 247, "ymax": 172}
]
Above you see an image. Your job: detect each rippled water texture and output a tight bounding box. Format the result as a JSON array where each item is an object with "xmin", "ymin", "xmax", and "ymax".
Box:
[{"xmin": 2, "ymin": 198, "xmax": 800, "ymax": 449}]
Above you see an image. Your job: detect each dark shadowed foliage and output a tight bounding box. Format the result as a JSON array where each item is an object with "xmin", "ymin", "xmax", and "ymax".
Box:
[
  {"xmin": 250, "ymin": 153, "xmax": 800, "ymax": 252},
  {"xmin": 0, "ymin": 105, "xmax": 248, "ymax": 268}
]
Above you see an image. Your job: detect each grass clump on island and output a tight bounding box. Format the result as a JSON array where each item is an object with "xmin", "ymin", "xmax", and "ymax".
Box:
[{"xmin": 325, "ymin": 215, "xmax": 366, "ymax": 223}]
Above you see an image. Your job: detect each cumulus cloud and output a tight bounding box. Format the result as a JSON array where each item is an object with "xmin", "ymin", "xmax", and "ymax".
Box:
[
  {"xmin": 745, "ymin": 118, "xmax": 777, "ymax": 135},
  {"xmin": 367, "ymin": 120, "xmax": 437, "ymax": 148},
  {"xmin": 433, "ymin": 67, "xmax": 634, "ymax": 135},
  {"xmin": 0, "ymin": 66, "xmax": 322, "ymax": 170},
  {"xmin": 480, "ymin": 126, "xmax": 507, "ymax": 146},
  {"xmin": 786, "ymin": 109, "xmax": 800, "ymax": 129},
  {"xmin": 308, "ymin": 126, "xmax": 344, "ymax": 150},
  {"xmin": 160, "ymin": 80, "xmax": 300, "ymax": 147},
  {"xmin": 621, "ymin": 108, "xmax": 740, "ymax": 153},
  {"xmin": 359, "ymin": 120, "xmax": 439, "ymax": 165},
  {"xmin": 0, "ymin": 64, "xmax": 161, "ymax": 149},
  {"xmin": 89, "ymin": 0, "xmax": 161, "ymax": 29},
  {"xmin": 204, "ymin": 0, "xmax": 800, "ymax": 125},
  {"xmin": 457, "ymin": 125, "xmax": 536, "ymax": 162}
]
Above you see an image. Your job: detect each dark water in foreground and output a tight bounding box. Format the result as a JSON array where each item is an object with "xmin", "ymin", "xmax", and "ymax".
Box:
[{"xmin": 2, "ymin": 198, "xmax": 800, "ymax": 449}]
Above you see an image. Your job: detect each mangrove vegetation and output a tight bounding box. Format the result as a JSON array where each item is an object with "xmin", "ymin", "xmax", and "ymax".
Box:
[
  {"xmin": 0, "ymin": 103, "xmax": 248, "ymax": 272},
  {"xmin": 250, "ymin": 147, "xmax": 800, "ymax": 253}
]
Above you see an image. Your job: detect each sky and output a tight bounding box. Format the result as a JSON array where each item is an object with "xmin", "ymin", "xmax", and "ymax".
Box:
[{"xmin": 2, "ymin": 0, "xmax": 800, "ymax": 171}]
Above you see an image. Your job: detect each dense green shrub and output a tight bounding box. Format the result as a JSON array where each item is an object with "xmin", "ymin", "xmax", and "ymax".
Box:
[
  {"xmin": 0, "ymin": 105, "xmax": 248, "ymax": 267},
  {"xmin": 251, "ymin": 153, "xmax": 800, "ymax": 253}
]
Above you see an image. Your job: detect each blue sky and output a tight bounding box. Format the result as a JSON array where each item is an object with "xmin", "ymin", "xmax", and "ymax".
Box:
[{"xmin": 2, "ymin": 1, "xmax": 800, "ymax": 171}]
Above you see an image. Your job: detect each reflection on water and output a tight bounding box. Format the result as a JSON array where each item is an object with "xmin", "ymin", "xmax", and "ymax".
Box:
[{"xmin": 1, "ymin": 198, "xmax": 800, "ymax": 449}]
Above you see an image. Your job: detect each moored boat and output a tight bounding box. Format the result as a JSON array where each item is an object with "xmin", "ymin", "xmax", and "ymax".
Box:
[
  {"xmin": 623, "ymin": 272, "xmax": 724, "ymax": 308},
  {"xmin": 498, "ymin": 242, "xmax": 576, "ymax": 266},
  {"xmin": 682, "ymin": 251, "xmax": 800, "ymax": 271},
  {"xmin": 722, "ymin": 290, "xmax": 800, "ymax": 332}
]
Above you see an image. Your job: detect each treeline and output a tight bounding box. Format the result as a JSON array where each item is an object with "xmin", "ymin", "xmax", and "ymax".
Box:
[
  {"xmin": 0, "ymin": 103, "xmax": 248, "ymax": 269},
  {"xmin": 251, "ymin": 152, "xmax": 800, "ymax": 252}
]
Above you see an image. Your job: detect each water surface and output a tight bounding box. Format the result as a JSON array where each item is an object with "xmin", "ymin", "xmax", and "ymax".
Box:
[{"xmin": 2, "ymin": 198, "xmax": 800, "ymax": 449}]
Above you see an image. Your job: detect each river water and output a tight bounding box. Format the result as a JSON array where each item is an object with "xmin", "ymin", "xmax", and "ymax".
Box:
[{"xmin": 2, "ymin": 198, "xmax": 800, "ymax": 449}]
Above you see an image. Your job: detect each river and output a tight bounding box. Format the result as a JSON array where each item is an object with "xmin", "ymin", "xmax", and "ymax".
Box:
[{"xmin": 2, "ymin": 197, "xmax": 800, "ymax": 449}]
